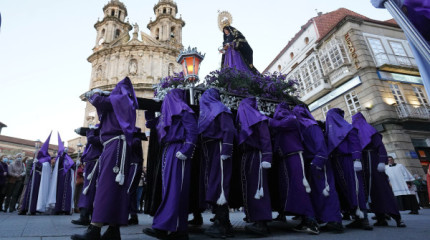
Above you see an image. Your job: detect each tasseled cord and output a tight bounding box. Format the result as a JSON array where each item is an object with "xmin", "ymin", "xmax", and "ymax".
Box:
[
  {"xmin": 254, "ymin": 151, "xmax": 264, "ymax": 199},
  {"xmin": 354, "ymin": 170, "xmax": 365, "ymax": 219},
  {"xmin": 115, "ymin": 136, "xmax": 126, "ymax": 185},
  {"xmin": 217, "ymin": 142, "xmax": 227, "ymax": 205},
  {"xmin": 83, "ymin": 160, "xmax": 99, "ymax": 195},
  {"xmin": 323, "ymin": 166, "xmax": 330, "ymax": 197},
  {"xmin": 299, "ymin": 151, "xmax": 311, "ymax": 193}
]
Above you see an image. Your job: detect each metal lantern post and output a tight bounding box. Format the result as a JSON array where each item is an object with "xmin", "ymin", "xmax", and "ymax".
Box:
[
  {"xmin": 176, "ymin": 46, "xmax": 205, "ymax": 105},
  {"xmin": 27, "ymin": 139, "xmax": 42, "ymax": 215}
]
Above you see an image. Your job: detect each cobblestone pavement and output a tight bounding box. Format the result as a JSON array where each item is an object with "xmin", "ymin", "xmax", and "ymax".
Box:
[{"xmin": 0, "ymin": 209, "xmax": 429, "ymax": 239}]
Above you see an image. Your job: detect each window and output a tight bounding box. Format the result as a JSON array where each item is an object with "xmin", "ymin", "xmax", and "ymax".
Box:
[
  {"xmin": 289, "ymin": 55, "xmax": 323, "ymax": 96},
  {"xmin": 111, "ymin": 10, "xmax": 115, "ymax": 16},
  {"xmin": 322, "ymin": 104, "xmax": 331, "ymax": 119},
  {"xmin": 413, "ymin": 86, "xmax": 429, "ymax": 106},
  {"xmin": 163, "ymin": 8, "xmax": 166, "ymax": 13},
  {"xmin": 344, "ymin": 91, "xmax": 361, "ymax": 116},
  {"xmin": 389, "ymin": 41, "xmax": 411, "ymax": 66},
  {"xmin": 389, "ymin": 83, "xmax": 406, "ymax": 105},
  {"xmin": 115, "ymin": 29, "xmax": 121, "ymax": 39},
  {"xmin": 118, "ymin": 10, "xmax": 122, "ymax": 19},
  {"xmin": 368, "ymin": 37, "xmax": 389, "ymax": 66},
  {"xmin": 304, "ymin": 37, "xmax": 309, "ymax": 45},
  {"xmin": 277, "ymin": 65, "xmax": 282, "ymax": 72},
  {"xmin": 290, "ymin": 52, "xmax": 294, "ymax": 59},
  {"xmin": 318, "ymin": 38, "xmax": 349, "ymax": 74}
]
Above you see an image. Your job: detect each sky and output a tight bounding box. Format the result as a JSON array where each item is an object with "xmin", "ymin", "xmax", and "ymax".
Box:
[{"xmin": 0, "ymin": 0, "xmax": 392, "ymax": 145}]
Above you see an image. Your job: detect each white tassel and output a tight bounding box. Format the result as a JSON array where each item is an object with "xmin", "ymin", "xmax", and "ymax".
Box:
[
  {"xmin": 86, "ymin": 172, "xmax": 93, "ymax": 181},
  {"xmin": 259, "ymin": 187, "xmax": 264, "ymax": 197},
  {"xmin": 323, "ymin": 186, "xmax": 330, "ymax": 197},
  {"xmin": 217, "ymin": 192, "xmax": 227, "ymax": 205},
  {"xmin": 116, "ymin": 173, "xmax": 124, "ymax": 185},
  {"xmin": 83, "ymin": 186, "xmax": 89, "ymax": 195},
  {"xmin": 303, "ymin": 177, "xmax": 311, "ymax": 193},
  {"xmin": 254, "ymin": 190, "xmax": 261, "ymax": 199},
  {"xmin": 356, "ymin": 208, "xmax": 364, "ymax": 219}
]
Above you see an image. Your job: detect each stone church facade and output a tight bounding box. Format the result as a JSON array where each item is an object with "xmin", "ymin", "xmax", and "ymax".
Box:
[{"xmin": 69, "ymin": 0, "xmax": 185, "ymax": 160}]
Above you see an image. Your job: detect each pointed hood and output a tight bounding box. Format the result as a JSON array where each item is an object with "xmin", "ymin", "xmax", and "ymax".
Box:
[
  {"xmin": 156, "ymin": 88, "xmax": 194, "ymax": 143},
  {"xmin": 325, "ymin": 108, "xmax": 353, "ymax": 153},
  {"xmin": 37, "ymin": 132, "xmax": 52, "ymax": 164},
  {"xmin": 293, "ymin": 104, "xmax": 318, "ymax": 128},
  {"xmin": 110, "ymin": 77, "xmax": 138, "ymax": 145},
  {"xmin": 198, "ymin": 88, "xmax": 232, "ymax": 134},
  {"xmin": 236, "ymin": 97, "xmax": 268, "ymax": 145},
  {"xmin": 57, "ymin": 132, "xmax": 74, "ymax": 173},
  {"xmin": 352, "ymin": 112, "xmax": 379, "ymax": 150}
]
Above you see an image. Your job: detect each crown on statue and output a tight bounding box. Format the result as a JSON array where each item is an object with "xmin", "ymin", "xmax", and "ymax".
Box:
[{"xmin": 218, "ymin": 10, "xmax": 233, "ymax": 32}]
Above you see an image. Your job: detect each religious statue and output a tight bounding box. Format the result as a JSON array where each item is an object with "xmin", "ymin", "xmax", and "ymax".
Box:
[
  {"xmin": 218, "ymin": 11, "xmax": 258, "ymax": 73},
  {"xmin": 129, "ymin": 59, "xmax": 138, "ymax": 76}
]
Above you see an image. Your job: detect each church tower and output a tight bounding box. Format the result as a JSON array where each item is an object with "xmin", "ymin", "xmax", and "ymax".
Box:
[
  {"xmin": 93, "ymin": 0, "xmax": 132, "ymax": 50},
  {"xmin": 147, "ymin": 0, "xmax": 185, "ymax": 46}
]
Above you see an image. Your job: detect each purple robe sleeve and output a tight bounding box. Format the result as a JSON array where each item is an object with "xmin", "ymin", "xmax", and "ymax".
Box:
[
  {"xmin": 258, "ymin": 121, "xmax": 273, "ymax": 164},
  {"xmin": 374, "ymin": 134, "xmax": 388, "ymax": 164},
  {"xmin": 178, "ymin": 111, "xmax": 198, "ymax": 159},
  {"xmin": 303, "ymin": 125, "xmax": 329, "ymax": 169},
  {"xmin": 349, "ymin": 128, "xmax": 362, "ymax": 160},
  {"xmin": 89, "ymin": 94, "xmax": 114, "ymax": 112},
  {"xmin": 220, "ymin": 114, "xmax": 235, "ymax": 157}
]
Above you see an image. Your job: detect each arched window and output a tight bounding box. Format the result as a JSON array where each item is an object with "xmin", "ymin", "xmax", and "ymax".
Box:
[
  {"xmin": 118, "ymin": 10, "xmax": 122, "ymax": 19},
  {"xmin": 290, "ymin": 52, "xmax": 294, "ymax": 59},
  {"xmin": 101, "ymin": 29, "xmax": 105, "ymax": 36},
  {"xmin": 304, "ymin": 37, "xmax": 310, "ymax": 45},
  {"xmin": 111, "ymin": 10, "xmax": 115, "ymax": 16},
  {"xmin": 115, "ymin": 29, "xmax": 121, "ymax": 39},
  {"xmin": 163, "ymin": 8, "xmax": 166, "ymax": 13},
  {"xmin": 170, "ymin": 27, "xmax": 175, "ymax": 38},
  {"xmin": 155, "ymin": 28, "xmax": 160, "ymax": 40},
  {"xmin": 278, "ymin": 65, "xmax": 282, "ymax": 72}
]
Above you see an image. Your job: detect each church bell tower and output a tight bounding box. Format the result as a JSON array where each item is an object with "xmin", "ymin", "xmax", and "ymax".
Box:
[
  {"xmin": 93, "ymin": 0, "xmax": 132, "ymax": 50},
  {"xmin": 147, "ymin": 0, "xmax": 185, "ymax": 47}
]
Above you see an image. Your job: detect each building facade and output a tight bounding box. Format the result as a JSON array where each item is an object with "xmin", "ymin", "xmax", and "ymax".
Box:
[
  {"xmin": 265, "ymin": 8, "xmax": 430, "ymax": 175},
  {"xmin": 69, "ymin": 0, "xmax": 185, "ymax": 161}
]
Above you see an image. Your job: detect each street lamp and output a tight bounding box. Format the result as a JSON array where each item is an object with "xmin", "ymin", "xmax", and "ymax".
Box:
[{"xmin": 176, "ymin": 46, "xmax": 205, "ymax": 105}]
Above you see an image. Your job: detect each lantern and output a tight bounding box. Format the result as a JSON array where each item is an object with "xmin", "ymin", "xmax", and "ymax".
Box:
[{"xmin": 176, "ymin": 46, "xmax": 205, "ymax": 82}]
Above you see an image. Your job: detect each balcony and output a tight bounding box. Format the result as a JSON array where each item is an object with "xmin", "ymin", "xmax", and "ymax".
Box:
[
  {"xmin": 374, "ymin": 53, "xmax": 419, "ymax": 75},
  {"xmin": 396, "ymin": 103, "xmax": 430, "ymax": 120},
  {"xmin": 299, "ymin": 78, "xmax": 332, "ymax": 103},
  {"xmin": 329, "ymin": 64, "xmax": 354, "ymax": 87}
]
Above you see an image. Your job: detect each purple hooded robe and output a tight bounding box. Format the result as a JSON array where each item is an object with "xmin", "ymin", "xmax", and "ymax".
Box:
[
  {"xmin": 237, "ymin": 97, "xmax": 272, "ymax": 222},
  {"xmin": 326, "ymin": 108, "xmax": 367, "ymax": 216},
  {"xmin": 152, "ymin": 89, "xmax": 198, "ymax": 232},
  {"xmin": 77, "ymin": 128, "xmax": 102, "ymax": 212},
  {"xmin": 352, "ymin": 112, "xmax": 400, "ymax": 217},
  {"xmin": 198, "ymin": 88, "xmax": 235, "ymax": 206},
  {"xmin": 21, "ymin": 132, "xmax": 52, "ymax": 214},
  {"xmin": 293, "ymin": 105, "xmax": 342, "ymax": 223},
  {"xmin": 270, "ymin": 103, "xmax": 314, "ymax": 217},
  {"xmin": 89, "ymin": 77, "xmax": 137, "ymax": 225}
]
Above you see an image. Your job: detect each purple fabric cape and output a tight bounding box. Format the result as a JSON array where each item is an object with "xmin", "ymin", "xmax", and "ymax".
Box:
[
  {"xmin": 293, "ymin": 104, "xmax": 318, "ymax": 128},
  {"xmin": 325, "ymin": 108, "xmax": 353, "ymax": 154},
  {"xmin": 110, "ymin": 77, "xmax": 138, "ymax": 145},
  {"xmin": 236, "ymin": 97, "xmax": 268, "ymax": 145},
  {"xmin": 157, "ymin": 88, "xmax": 194, "ymax": 143},
  {"xmin": 404, "ymin": 0, "xmax": 430, "ymax": 41},
  {"xmin": 198, "ymin": 88, "xmax": 232, "ymax": 134},
  {"xmin": 57, "ymin": 132, "xmax": 74, "ymax": 173},
  {"xmin": 351, "ymin": 112, "xmax": 379, "ymax": 150},
  {"xmin": 37, "ymin": 132, "xmax": 52, "ymax": 164}
]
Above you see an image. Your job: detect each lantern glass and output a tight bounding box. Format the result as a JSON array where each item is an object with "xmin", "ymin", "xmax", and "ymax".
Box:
[{"xmin": 185, "ymin": 56, "xmax": 195, "ymax": 75}]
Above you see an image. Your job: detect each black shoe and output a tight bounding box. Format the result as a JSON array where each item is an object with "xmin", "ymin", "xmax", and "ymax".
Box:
[
  {"xmin": 188, "ymin": 216, "xmax": 203, "ymax": 226},
  {"xmin": 205, "ymin": 219, "xmax": 228, "ymax": 239},
  {"xmin": 273, "ymin": 213, "xmax": 287, "ymax": 222},
  {"xmin": 292, "ymin": 215, "xmax": 301, "ymax": 220},
  {"xmin": 71, "ymin": 218, "xmax": 91, "ymax": 226},
  {"xmin": 143, "ymin": 228, "xmax": 168, "ymax": 239},
  {"xmin": 374, "ymin": 220, "xmax": 388, "ymax": 227},
  {"xmin": 101, "ymin": 226, "xmax": 121, "ymax": 240},
  {"xmin": 167, "ymin": 231, "xmax": 189, "ymax": 240},
  {"xmin": 18, "ymin": 211, "xmax": 26, "ymax": 215},
  {"xmin": 320, "ymin": 222, "xmax": 344, "ymax": 233},
  {"xmin": 71, "ymin": 224, "xmax": 101, "ymax": 240},
  {"xmin": 396, "ymin": 220, "xmax": 406, "ymax": 228},
  {"xmin": 342, "ymin": 214, "xmax": 351, "ymax": 221},
  {"xmin": 245, "ymin": 221, "xmax": 270, "ymax": 236},
  {"xmin": 346, "ymin": 219, "xmax": 373, "ymax": 230},
  {"xmin": 293, "ymin": 222, "xmax": 320, "ymax": 235},
  {"xmin": 371, "ymin": 215, "xmax": 377, "ymax": 220},
  {"xmin": 128, "ymin": 215, "xmax": 138, "ymax": 225}
]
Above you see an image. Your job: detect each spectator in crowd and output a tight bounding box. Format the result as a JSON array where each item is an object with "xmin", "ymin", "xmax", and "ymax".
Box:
[
  {"xmin": 413, "ymin": 174, "xmax": 428, "ymax": 208},
  {"xmin": 74, "ymin": 164, "xmax": 85, "ymax": 213},
  {"xmin": 18, "ymin": 157, "xmax": 33, "ymax": 214},
  {"xmin": 137, "ymin": 167, "xmax": 147, "ymax": 213},
  {"xmin": 0, "ymin": 155, "xmax": 9, "ymax": 212},
  {"xmin": 4, "ymin": 154, "xmax": 26, "ymax": 212},
  {"xmin": 385, "ymin": 156, "xmax": 420, "ymax": 214}
]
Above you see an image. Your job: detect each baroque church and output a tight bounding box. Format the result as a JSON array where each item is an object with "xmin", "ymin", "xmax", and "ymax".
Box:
[{"xmin": 76, "ymin": 0, "xmax": 185, "ymax": 158}]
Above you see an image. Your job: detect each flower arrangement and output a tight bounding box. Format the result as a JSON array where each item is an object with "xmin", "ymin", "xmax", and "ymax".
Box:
[
  {"xmin": 205, "ymin": 67, "xmax": 299, "ymax": 102},
  {"xmin": 153, "ymin": 72, "xmax": 190, "ymax": 100}
]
